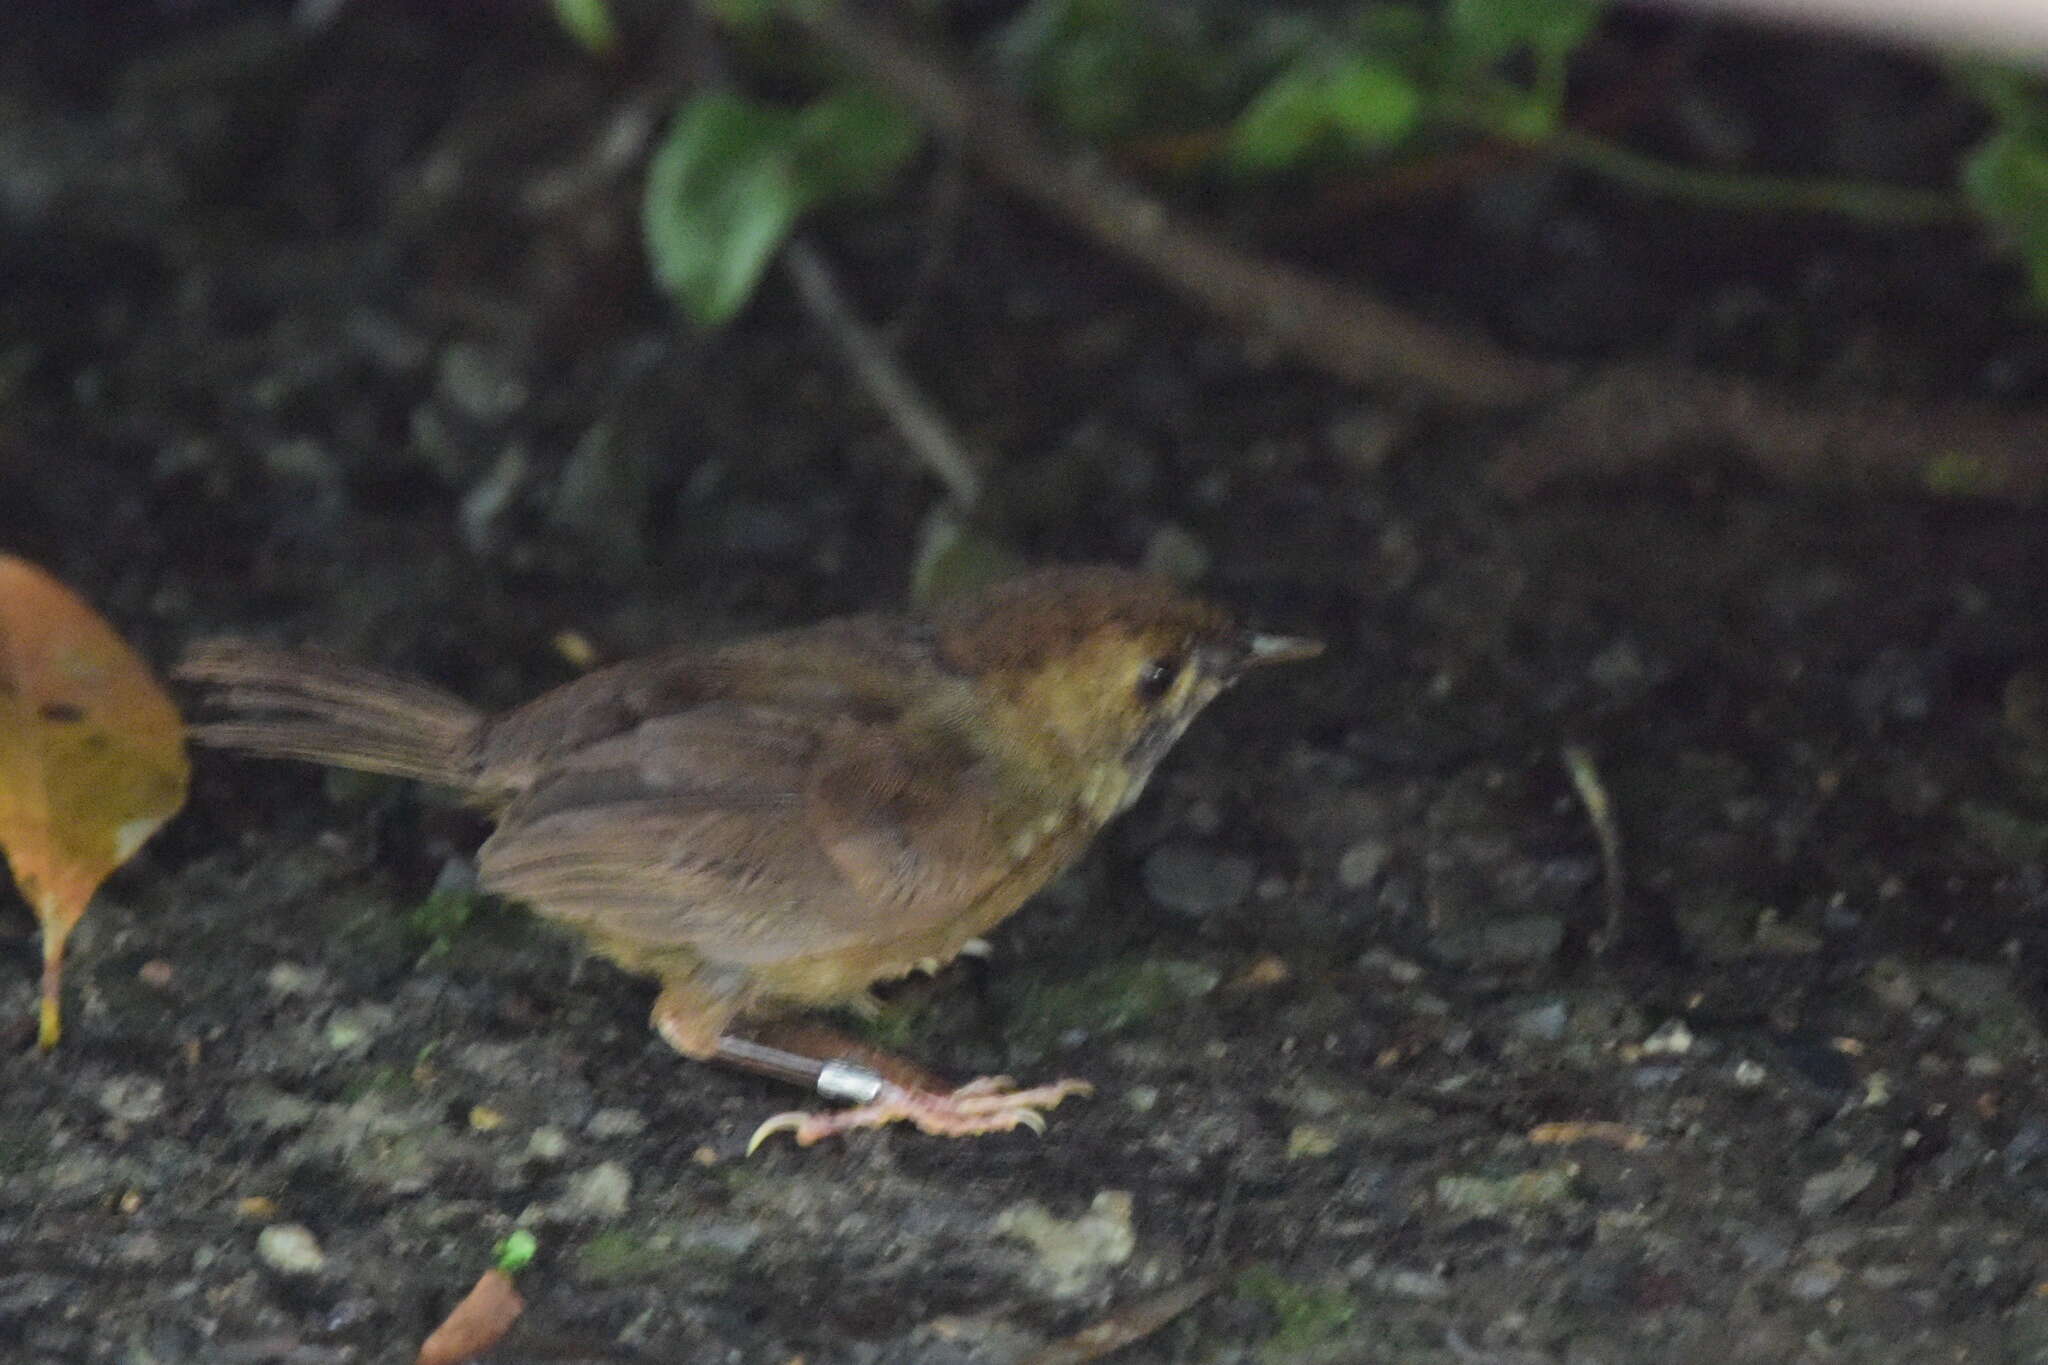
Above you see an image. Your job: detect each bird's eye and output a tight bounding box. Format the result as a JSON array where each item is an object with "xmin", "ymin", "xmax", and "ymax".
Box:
[{"xmin": 1135, "ymin": 656, "xmax": 1181, "ymax": 704}]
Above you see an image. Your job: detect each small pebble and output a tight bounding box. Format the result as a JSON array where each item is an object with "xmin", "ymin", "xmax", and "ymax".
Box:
[
  {"xmin": 1735, "ymin": 1227, "xmax": 1792, "ymax": 1271},
  {"xmin": 1799, "ymin": 1157, "xmax": 1877, "ymax": 1216},
  {"xmin": 322, "ymin": 1005, "xmax": 392, "ymax": 1052},
  {"xmin": 1511, "ymin": 1000, "xmax": 1570, "ymax": 1043},
  {"xmin": 265, "ymin": 963, "xmax": 320, "ymax": 996},
  {"xmin": 586, "ymin": 1107, "xmax": 647, "ymax": 1138},
  {"xmin": 1142, "ymin": 841, "xmax": 1256, "ymax": 916},
  {"xmin": 1470, "ymin": 914, "xmax": 1566, "ymax": 967},
  {"xmin": 256, "ymin": 1224, "xmax": 326, "ymax": 1275},
  {"xmin": 98, "ymin": 1076, "xmax": 166, "ymax": 1124},
  {"xmin": 1435, "ymin": 1167, "xmax": 1577, "ymax": 1218},
  {"xmin": 527, "ymin": 1127, "xmax": 570, "ymax": 1160},
  {"xmin": 1141, "ymin": 523, "xmax": 1211, "ymax": 584},
  {"xmin": 557, "ymin": 1161, "xmax": 632, "ymax": 1220},
  {"xmin": 1640, "ymin": 1019, "xmax": 1695, "ymax": 1056},
  {"xmin": 1287, "ymin": 1125, "xmax": 1337, "ymax": 1159},
  {"xmin": 436, "ymin": 341, "xmax": 527, "ymax": 421},
  {"xmin": 2003, "ymin": 1116, "xmax": 2048, "ymax": 1173},
  {"xmin": 1337, "ymin": 839, "xmax": 1390, "ymax": 890},
  {"xmin": 1785, "ymin": 1261, "xmax": 1844, "ymax": 1301},
  {"xmin": 993, "ymin": 1190, "xmax": 1135, "ymax": 1299},
  {"xmin": 1375, "ymin": 1267, "xmax": 1452, "ymax": 1300}
]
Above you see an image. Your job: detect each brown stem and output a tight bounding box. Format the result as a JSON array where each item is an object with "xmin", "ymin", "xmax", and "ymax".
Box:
[
  {"xmin": 1493, "ymin": 361, "xmax": 2048, "ymax": 502},
  {"xmin": 782, "ymin": 235, "xmax": 986, "ymax": 507}
]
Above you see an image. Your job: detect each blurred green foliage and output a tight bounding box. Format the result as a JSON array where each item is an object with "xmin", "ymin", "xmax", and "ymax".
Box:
[
  {"xmin": 550, "ymin": 0, "xmax": 617, "ymax": 56},
  {"xmin": 1234, "ymin": 1263, "xmax": 1361, "ymax": 1359},
  {"xmin": 1958, "ymin": 64, "xmax": 2048, "ymax": 305},
  {"xmin": 590, "ymin": 1, "xmax": 2048, "ymax": 322},
  {"xmin": 407, "ymin": 885, "xmax": 480, "ymax": 959},
  {"xmin": 643, "ymin": 87, "xmax": 921, "ymax": 325}
]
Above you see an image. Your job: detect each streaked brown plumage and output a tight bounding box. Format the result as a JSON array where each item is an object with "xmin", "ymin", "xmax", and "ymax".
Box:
[{"xmin": 178, "ymin": 565, "xmax": 1317, "ymax": 1144}]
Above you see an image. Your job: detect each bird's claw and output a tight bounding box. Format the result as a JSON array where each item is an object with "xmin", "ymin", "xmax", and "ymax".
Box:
[{"xmin": 747, "ymin": 1075, "xmax": 1092, "ymax": 1153}]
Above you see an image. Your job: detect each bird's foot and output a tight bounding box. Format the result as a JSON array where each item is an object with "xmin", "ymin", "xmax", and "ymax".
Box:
[{"xmin": 747, "ymin": 1074, "xmax": 1092, "ymax": 1151}]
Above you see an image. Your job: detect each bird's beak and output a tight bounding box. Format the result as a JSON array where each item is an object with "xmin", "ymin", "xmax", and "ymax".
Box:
[{"xmin": 1238, "ymin": 632, "xmax": 1324, "ymax": 669}]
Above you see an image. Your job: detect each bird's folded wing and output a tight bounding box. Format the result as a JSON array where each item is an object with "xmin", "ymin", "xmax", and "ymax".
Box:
[{"xmin": 476, "ymin": 700, "xmax": 1017, "ymax": 965}]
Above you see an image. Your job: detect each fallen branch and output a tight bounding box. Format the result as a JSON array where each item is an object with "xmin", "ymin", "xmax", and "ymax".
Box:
[
  {"xmin": 1492, "ymin": 361, "xmax": 2048, "ymax": 500},
  {"xmin": 1017, "ymin": 1275, "xmax": 1218, "ymax": 1365}
]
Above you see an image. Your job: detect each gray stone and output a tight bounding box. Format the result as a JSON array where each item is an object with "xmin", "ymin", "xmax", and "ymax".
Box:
[
  {"xmin": 322, "ymin": 1004, "xmax": 394, "ymax": 1053},
  {"xmin": 585, "ymin": 1108, "xmax": 646, "ymax": 1138},
  {"xmin": 1142, "ymin": 841, "xmax": 1256, "ymax": 917},
  {"xmin": 1141, "ymin": 523, "xmax": 1211, "ymax": 584},
  {"xmin": 97, "ymin": 1076, "xmax": 166, "ymax": 1123},
  {"xmin": 1510, "ymin": 999, "xmax": 1570, "ymax": 1042},
  {"xmin": 256, "ymin": 1224, "xmax": 325, "ymax": 1275},
  {"xmin": 1435, "ymin": 1167, "xmax": 1577, "ymax": 1219},
  {"xmin": 228, "ymin": 1084, "xmax": 319, "ymax": 1133},
  {"xmin": 1437, "ymin": 914, "xmax": 1566, "ymax": 967},
  {"xmin": 1785, "ymin": 1261, "xmax": 1844, "ymax": 1301},
  {"xmin": 1920, "ymin": 959, "xmax": 2046, "ymax": 1055},
  {"xmin": 557, "ymin": 1161, "xmax": 633, "ymax": 1220},
  {"xmin": 993, "ymin": 1190, "xmax": 1135, "ymax": 1299},
  {"xmin": 436, "ymin": 341, "xmax": 527, "ymax": 421},
  {"xmin": 1373, "ymin": 1267, "xmax": 1451, "ymax": 1300},
  {"xmin": 1798, "ymin": 1157, "xmax": 1877, "ymax": 1216},
  {"xmin": 1336, "ymin": 839, "xmax": 1391, "ymax": 891}
]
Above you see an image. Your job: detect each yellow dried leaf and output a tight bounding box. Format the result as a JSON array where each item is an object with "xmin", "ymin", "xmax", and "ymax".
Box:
[
  {"xmin": 0, "ymin": 554, "xmax": 188, "ymax": 1047},
  {"xmin": 1527, "ymin": 1120, "xmax": 1650, "ymax": 1152}
]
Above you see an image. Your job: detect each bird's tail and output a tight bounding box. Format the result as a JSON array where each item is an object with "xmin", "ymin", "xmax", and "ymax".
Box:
[{"xmin": 177, "ymin": 639, "xmax": 484, "ymax": 788}]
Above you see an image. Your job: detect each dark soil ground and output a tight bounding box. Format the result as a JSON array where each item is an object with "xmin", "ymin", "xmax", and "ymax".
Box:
[{"xmin": 6, "ymin": 5, "xmax": 2048, "ymax": 1363}]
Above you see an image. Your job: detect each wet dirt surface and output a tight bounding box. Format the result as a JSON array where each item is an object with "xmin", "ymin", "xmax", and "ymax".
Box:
[{"xmin": 6, "ymin": 6, "xmax": 2048, "ymax": 1363}]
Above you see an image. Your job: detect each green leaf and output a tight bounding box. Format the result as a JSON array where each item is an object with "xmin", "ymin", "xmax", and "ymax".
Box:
[
  {"xmin": 1963, "ymin": 129, "xmax": 2048, "ymax": 305},
  {"xmin": 995, "ymin": 0, "xmax": 1212, "ymax": 138},
  {"xmin": 702, "ymin": 0, "xmax": 781, "ymax": 23},
  {"xmin": 550, "ymin": 0, "xmax": 616, "ymax": 56},
  {"xmin": 1322, "ymin": 60, "xmax": 1424, "ymax": 149},
  {"xmin": 1229, "ymin": 68, "xmax": 1335, "ymax": 170},
  {"xmin": 1952, "ymin": 61, "xmax": 2048, "ymax": 138},
  {"xmin": 1228, "ymin": 57, "xmax": 1420, "ymax": 171},
  {"xmin": 495, "ymin": 1230, "xmax": 538, "ymax": 1276},
  {"xmin": 642, "ymin": 88, "xmax": 918, "ymax": 327},
  {"xmin": 1446, "ymin": 0, "xmax": 1604, "ymax": 67},
  {"xmin": 643, "ymin": 94, "xmax": 807, "ymax": 326},
  {"xmin": 792, "ymin": 88, "xmax": 922, "ymax": 202}
]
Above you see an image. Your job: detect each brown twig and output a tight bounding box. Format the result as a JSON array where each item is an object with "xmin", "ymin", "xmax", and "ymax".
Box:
[
  {"xmin": 1016, "ymin": 1276, "xmax": 1219, "ymax": 1365},
  {"xmin": 1492, "ymin": 361, "xmax": 2048, "ymax": 501},
  {"xmin": 782, "ymin": 3, "xmax": 1564, "ymax": 408},
  {"xmin": 782, "ymin": 235, "xmax": 986, "ymax": 507}
]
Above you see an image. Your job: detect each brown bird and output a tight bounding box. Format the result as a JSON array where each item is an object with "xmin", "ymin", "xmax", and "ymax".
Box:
[{"xmin": 178, "ymin": 566, "xmax": 1318, "ymax": 1146}]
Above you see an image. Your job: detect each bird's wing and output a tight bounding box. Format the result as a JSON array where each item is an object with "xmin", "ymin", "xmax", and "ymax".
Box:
[{"xmin": 476, "ymin": 699, "xmax": 1022, "ymax": 966}]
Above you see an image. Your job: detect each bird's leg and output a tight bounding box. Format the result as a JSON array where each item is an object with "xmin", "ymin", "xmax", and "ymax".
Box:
[
  {"xmin": 735, "ymin": 1019, "xmax": 951, "ymax": 1091},
  {"xmin": 651, "ymin": 984, "xmax": 1090, "ymax": 1149},
  {"xmin": 743, "ymin": 1068, "xmax": 1093, "ymax": 1151},
  {"xmin": 737, "ymin": 1027, "xmax": 1092, "ymax": 1150}
]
